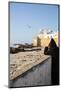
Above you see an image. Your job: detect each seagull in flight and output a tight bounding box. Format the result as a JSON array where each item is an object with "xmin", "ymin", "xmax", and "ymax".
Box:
[{"xmin": 27, "ymin": 24, "xmax": 32, "ymax": 29}]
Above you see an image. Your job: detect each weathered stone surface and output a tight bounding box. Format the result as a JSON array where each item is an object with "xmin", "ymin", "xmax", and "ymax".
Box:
[
  {"xmin": 9, "ymin": 57, "xmax": 51, "ymax": 87},
  {"xmin": 10, "ymin": 50, "xmax": 50, "ymax": 80}
]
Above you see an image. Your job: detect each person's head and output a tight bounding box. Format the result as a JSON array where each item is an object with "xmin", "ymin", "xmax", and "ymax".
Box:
[{"xmin": 48, "ymin": 38, "xmax": 57, "ymax": 48}]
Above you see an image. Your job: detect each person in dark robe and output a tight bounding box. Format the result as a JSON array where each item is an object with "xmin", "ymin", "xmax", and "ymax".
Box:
[{"xmin": 44, "ymin": 38, "xmax": 59, "ymax": 85}]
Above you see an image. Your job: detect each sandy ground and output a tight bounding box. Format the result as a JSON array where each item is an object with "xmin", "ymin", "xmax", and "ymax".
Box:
[{"xmin": 10, "ymin": 50, "xmax": 50, "ymax": 80}]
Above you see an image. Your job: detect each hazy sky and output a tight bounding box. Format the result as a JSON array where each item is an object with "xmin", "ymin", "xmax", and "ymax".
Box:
[{"xmin": 10, "ymin": 2, "xmax": 58, "ymax": 44}]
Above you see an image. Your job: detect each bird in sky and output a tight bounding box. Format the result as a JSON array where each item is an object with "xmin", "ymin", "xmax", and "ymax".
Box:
[{"xmin": 27, "ymin": 24, "xmax": 32, "ymax": 29}]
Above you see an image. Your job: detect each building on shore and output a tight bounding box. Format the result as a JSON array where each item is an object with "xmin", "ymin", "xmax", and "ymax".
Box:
[
  {"xmin": 32, "ymin": 29, "xmax": 58, "ymax": 47},
  {"xmin": 32, "ymin": 36, "xmax": 41, "ymax": 47}
]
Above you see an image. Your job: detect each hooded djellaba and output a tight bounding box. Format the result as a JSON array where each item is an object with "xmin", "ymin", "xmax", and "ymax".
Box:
[{"xmin": 44, "ymin": 38, "xmax": 59, "ymax": 85}]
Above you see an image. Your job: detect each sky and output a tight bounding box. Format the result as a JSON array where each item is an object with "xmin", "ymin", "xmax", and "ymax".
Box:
[{"xmin": 10, "ymin": 2, "xmax": 59, "ymax": 44}]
